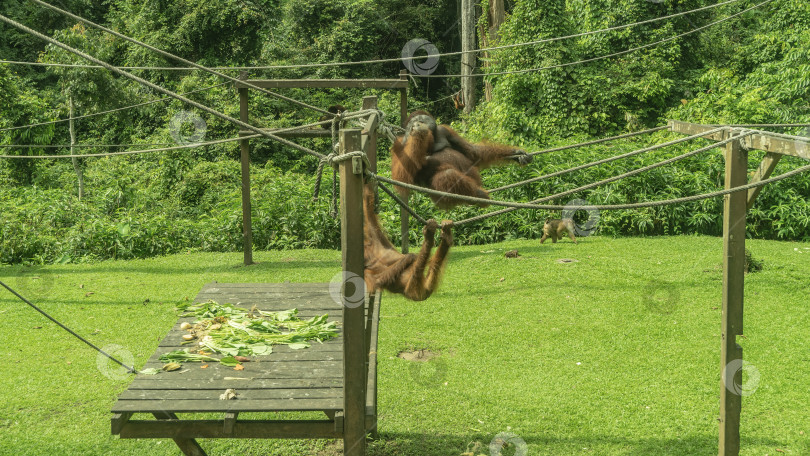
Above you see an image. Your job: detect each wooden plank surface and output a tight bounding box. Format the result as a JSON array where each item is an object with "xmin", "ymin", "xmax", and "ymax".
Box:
[
  {"xmin": 113, "ymin": 280, "xmax": 382, "ymax": 449},
  {"xmin": 113, "ymin": 283, "xmax": 350, "ymax": 414},
  {"xmin": 113, "ymin": 398, "xmax": 342, "ymax": 413}
]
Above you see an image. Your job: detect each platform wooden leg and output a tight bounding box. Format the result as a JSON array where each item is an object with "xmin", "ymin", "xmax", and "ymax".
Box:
[{"xmin": 152, "ymin": 412, "xmax": 207, "ymax": 456}]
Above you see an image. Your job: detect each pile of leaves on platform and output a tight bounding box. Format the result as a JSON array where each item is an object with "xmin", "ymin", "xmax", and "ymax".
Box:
[{"xmin": 146, "ymin": 300, "xmax": 339, "ymax": 374}]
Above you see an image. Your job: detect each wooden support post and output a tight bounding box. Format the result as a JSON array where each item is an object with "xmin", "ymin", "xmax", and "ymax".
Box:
[
  {"xmin": 238, "ymin": 72, "xmax": 254, "ymax": 266},
  {"xmin": 68, "ymin": 94, "xmax": 84, "ymax": 200},
  {"xmin": 746, "ymin": 152, "xmax": 782, "ymax": 209},
  {"xmin": 152, "ymin": 412, "xmax": 207, "ymax": 456},
  {"xmin": 482, "ymin": 0, "xmax": 505, "ymax": 102},
  {"xmin": 110, "ymin": 412, "xmax": 132, "ymax": 435},
  {"xmin": 339, "ymin": 129, "xmax": 367, "ymax": 456},
  {"xmin": 399, "ymin": 70, "xmax": 410, "ymax": 253},
  {"xmin": 461, "ymin": 0, "xmax": 476, "ymax": 114},
  {"xmin": 719, "ymin": 134, "xmax": 747, "ymax": 456},
  {"xmin": 223, "ymin": 412, "xmax": 238, "ymax": 435},
  {"xmin": 362, "ymin": 96, "xmax": 379, "ymax": 212}
]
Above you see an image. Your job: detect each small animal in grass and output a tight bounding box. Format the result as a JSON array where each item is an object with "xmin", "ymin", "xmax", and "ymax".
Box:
[{"xmin": 540, "ymin": 218, "xmax": 577, "ymax": 244}]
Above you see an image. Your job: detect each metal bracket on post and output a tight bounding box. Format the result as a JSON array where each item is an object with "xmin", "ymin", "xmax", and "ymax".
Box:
[{"xmin": 352, "ymin": 156, "xmax": 363, "ymax": 175}]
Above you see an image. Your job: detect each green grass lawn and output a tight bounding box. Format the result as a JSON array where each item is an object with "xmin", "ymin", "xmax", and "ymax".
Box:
[{"xmin": 0, "ymin": 235, "xmax": 808, "ymax": 456}]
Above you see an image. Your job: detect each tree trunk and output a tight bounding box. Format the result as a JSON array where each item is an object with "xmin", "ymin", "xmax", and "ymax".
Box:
[
  {"xmin": 69, "ymin": 95, "xmax": 84, "ymax": 200},
  {"xmin": 461, "ymin": 0, "xmax": 476, "ymax": 114},
  {"xmin": 484, "ymin": 0, "xmax": 505, "ymax": 102}
]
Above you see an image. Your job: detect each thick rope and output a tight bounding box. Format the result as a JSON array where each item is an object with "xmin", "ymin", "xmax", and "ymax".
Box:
[
  {"xmin": 329, "ymin": 114, "xmax": 342, "ymax": 217},
  {"xmin": 376, "ymin": 181, "xmax": 429, "ymax": 226},
  {"xmin": 0, "ymin": 279, "xmax": 139, "ymax": 374},
  {"xmin": 369, "ymin": 130, "xmax": 802, "ymax": 226},
  {"xmin": 0, "ymin": 143, "xmax": 173, "ymax": 149},
  {"xmin": 0, "ymin": 115, "xmax": 355, "ymax": 159},
  {"xmin": 525, "ymin": 126, "xmax": 670, "ymax": 157},
  {"xmin": 377, "ymin": 158, "xmax": 810, "ymax": 226},
  {"xmin": 30, "ymin": 0, "xmax": 331, "ymax": 117},
  {"xmin": 490, "ymin": 127, "xmax": 726, "ymax": 193},
  {"xmin": 416, "ymin": 0, "xmax": 774, "ymax": 78},
  {"xmin": 723, "ymin": 123, "xmax": 810, "ymax": 128},
  {"xmin": 0, "ymin": 13, "xmax": 328, "ymax": 161},
  {"xmin": 309, "ymin": 110, "xmax": 380, "ymax": 204},
  {"xmin": 0, "ymin": 82, "xmax": 229, "ymax": 133}
]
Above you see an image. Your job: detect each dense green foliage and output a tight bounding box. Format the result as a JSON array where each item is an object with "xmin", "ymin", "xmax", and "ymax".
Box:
[{"xmin": 1, "ymin": 0, "xmax": 809, "ymax": 264}]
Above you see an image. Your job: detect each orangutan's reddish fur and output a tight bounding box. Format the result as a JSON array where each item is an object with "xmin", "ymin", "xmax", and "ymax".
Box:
[
  {"xmin": 391, "ymin": 110, "xmax": 528, "ymax": 210},
  {"xmin": 363, "ymin": 185, "xmax": 452, "ymax": 301}
]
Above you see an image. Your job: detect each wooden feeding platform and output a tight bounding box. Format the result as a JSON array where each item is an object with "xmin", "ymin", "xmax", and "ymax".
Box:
[{"xmin": 111, "ymin": 282, "xmax": 380, "ymax": 456}]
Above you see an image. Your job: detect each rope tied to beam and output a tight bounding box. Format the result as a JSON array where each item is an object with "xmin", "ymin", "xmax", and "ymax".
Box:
[{"xmin": 328, "ymin": 113, "xmax": 343, "ymax": 217}]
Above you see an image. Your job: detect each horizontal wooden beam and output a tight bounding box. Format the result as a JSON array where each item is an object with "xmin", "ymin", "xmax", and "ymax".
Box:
[
  {"xmin": 119, "ymin": 419, "xmax": 340, "ymax": 439},
  {"xmin": 669, "ymin": 120, "xmax": 729, "ymax": 141},
  {"xmin": 239, "ymin": 129, "xmax": 332, "ymax": 138},
  {"xmin": 234, "ymin": 79, "xmax": 408, "ymax": 89},
  {"xmin": 669, "ymin": 120, "xmax": 810, "ymax": 159}
]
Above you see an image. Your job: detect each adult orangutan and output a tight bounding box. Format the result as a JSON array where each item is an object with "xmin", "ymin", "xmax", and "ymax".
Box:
[
  {"xmin": 391, "ymin": 110, "xmax": 532, "ymax": 209},
  {"xmin": 363, "ymin": 185, "xmax": 452, "ymax": 301}
]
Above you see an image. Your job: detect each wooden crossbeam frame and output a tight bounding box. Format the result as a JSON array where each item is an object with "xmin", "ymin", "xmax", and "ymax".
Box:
[
  {"xmin": 235, "ymin": 76, "xmax": 408, "ymax": 265},
  {"xmin": 668, "ymin": 120, "xmax": 808, "ymax": 456}
]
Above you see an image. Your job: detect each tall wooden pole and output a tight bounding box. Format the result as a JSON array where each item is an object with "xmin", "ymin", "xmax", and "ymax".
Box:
[
  {"xmin": 482, "ymin": 0, "xmax": 505, "ymax": 102},
  {"xmin": 461, "ymin": 0, "xmax": 477, "ymax": 114},
  {"xmin": 719, "ymin": 132, "xmax": 747, "ymax": 456},
  {"xmin": 339, "ymin": 129, "xmax": 366, "ymax": 456},
  {"xmin": 238, "ymin": 72, "xmax": 254, "ymax": 266},
  {"xmin": 68, "ymin": 94, "xmax": 84, "ymax": 200},
  {"xmin": 399, "ymin": 70, "xmax": 410, "ymax": 253}
]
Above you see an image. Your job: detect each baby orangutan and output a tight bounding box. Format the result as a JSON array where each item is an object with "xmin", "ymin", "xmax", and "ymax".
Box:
[
  {"xmin": 540, "ymin": 218, "xmax": 578, "ymax": 244},
  {"xmin": 363, "ymin": 185, "xmax": 453, "ymax": 301}
]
